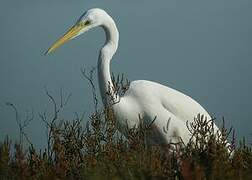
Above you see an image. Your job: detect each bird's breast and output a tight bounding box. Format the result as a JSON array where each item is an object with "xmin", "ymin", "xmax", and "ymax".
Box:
[{"xmin": 112, "ymin": 96, "xmax": 142, "ymax": 132}]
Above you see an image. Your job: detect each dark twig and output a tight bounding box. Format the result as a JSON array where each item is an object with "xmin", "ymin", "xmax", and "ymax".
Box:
[
  {"xmin": 5, "ymin": 102, "xmax": 33, "ymax": 147},
  {"xmin": 81, "ymin": 67, "xmax": 98, "ymax": 113}
]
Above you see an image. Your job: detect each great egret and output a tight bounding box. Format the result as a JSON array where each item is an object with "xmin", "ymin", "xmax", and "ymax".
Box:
[{"xmin": 46, "ymin": 8, "xmax": 220, "ymax": 145}]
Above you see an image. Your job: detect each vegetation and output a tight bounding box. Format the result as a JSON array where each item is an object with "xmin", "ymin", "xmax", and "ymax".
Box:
[{"xmin": 1, "ymin": 72, "xmax": 252, "ymax": 179}]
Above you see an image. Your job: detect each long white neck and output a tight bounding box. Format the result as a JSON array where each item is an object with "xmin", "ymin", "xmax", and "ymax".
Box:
[{"xmin": 97, "ymin": 16, "xmax": 119, "ymax": 105}]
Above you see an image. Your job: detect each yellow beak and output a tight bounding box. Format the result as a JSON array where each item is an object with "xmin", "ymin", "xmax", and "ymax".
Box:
[{"xmin": 45, "ymin": 24, "xmax": 83, "ymax": 55}]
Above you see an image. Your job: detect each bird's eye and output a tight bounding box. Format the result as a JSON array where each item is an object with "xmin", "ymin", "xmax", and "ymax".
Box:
[{"xmin": 84, "ymin": 20, "xmax": 91, "ymax": 25}]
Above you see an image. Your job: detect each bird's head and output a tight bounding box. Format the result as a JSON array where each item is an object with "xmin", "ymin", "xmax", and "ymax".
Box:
[{"xmin": 45, "ymin": 8, "xmax": 108, "ymax": 55}]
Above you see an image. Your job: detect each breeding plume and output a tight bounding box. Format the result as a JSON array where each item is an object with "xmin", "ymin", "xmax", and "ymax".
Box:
[{"xmin": 46, "ymin": 8, "xmax": 220, "ymax": 145}]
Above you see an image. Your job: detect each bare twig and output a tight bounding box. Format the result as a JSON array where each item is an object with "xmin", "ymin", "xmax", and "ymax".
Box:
[
  {"xmin": 5, "ymin": 102, "xmax": 33, "ymax": 146},
  {"xmin": 81, "ymin": 67, "xmax": 98, "ymax": 112},
  {"xmin": 40, "ymin": 87, "xmax": 72, "ymax": 160}
]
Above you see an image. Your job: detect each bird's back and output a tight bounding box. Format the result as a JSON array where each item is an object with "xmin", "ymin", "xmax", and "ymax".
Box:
[{"xmin": 124, "ymin": 80, "xmax": 211, "ymax": 122}]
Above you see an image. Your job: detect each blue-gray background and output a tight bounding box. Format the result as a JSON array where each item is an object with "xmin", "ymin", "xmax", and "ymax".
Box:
[{"xmin": 0, "ymin": 0, "xmax": 251, "ymax": 148}]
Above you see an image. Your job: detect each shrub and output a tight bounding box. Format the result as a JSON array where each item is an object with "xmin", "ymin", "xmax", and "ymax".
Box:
[{"xmin": 1, "ymin": 73, "xmax": 251, "ymax": 179}]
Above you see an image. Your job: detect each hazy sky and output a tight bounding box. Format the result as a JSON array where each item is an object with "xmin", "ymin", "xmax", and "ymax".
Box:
[{"xmin": 0, "ymin": 0, "xmax": 251, "ymax": 148}]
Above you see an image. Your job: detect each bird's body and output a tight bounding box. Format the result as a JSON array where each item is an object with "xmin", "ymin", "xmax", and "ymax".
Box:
[
  {"xmin": 113, "ymin": 80, "xmax": 213, "ymax": 144},
  {"xmin": 46, "ymin": 8, "xmax": 220, "ymax": 145}
]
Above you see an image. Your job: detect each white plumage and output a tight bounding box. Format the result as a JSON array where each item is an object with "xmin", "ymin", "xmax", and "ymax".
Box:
[{"xmin": 46, "ymin": 8, "xmax": 220, "ymax": 145}]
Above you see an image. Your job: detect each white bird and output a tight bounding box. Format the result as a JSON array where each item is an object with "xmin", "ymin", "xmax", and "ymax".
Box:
[{"xmin": 46, "ymin": 8, "xmax": 220, "ymax": 145}]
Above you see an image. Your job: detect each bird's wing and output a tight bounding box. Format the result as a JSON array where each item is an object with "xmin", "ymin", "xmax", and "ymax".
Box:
[{"xmin": 128, "ymin": 80, "xmax": 211, "ymax": 123}]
